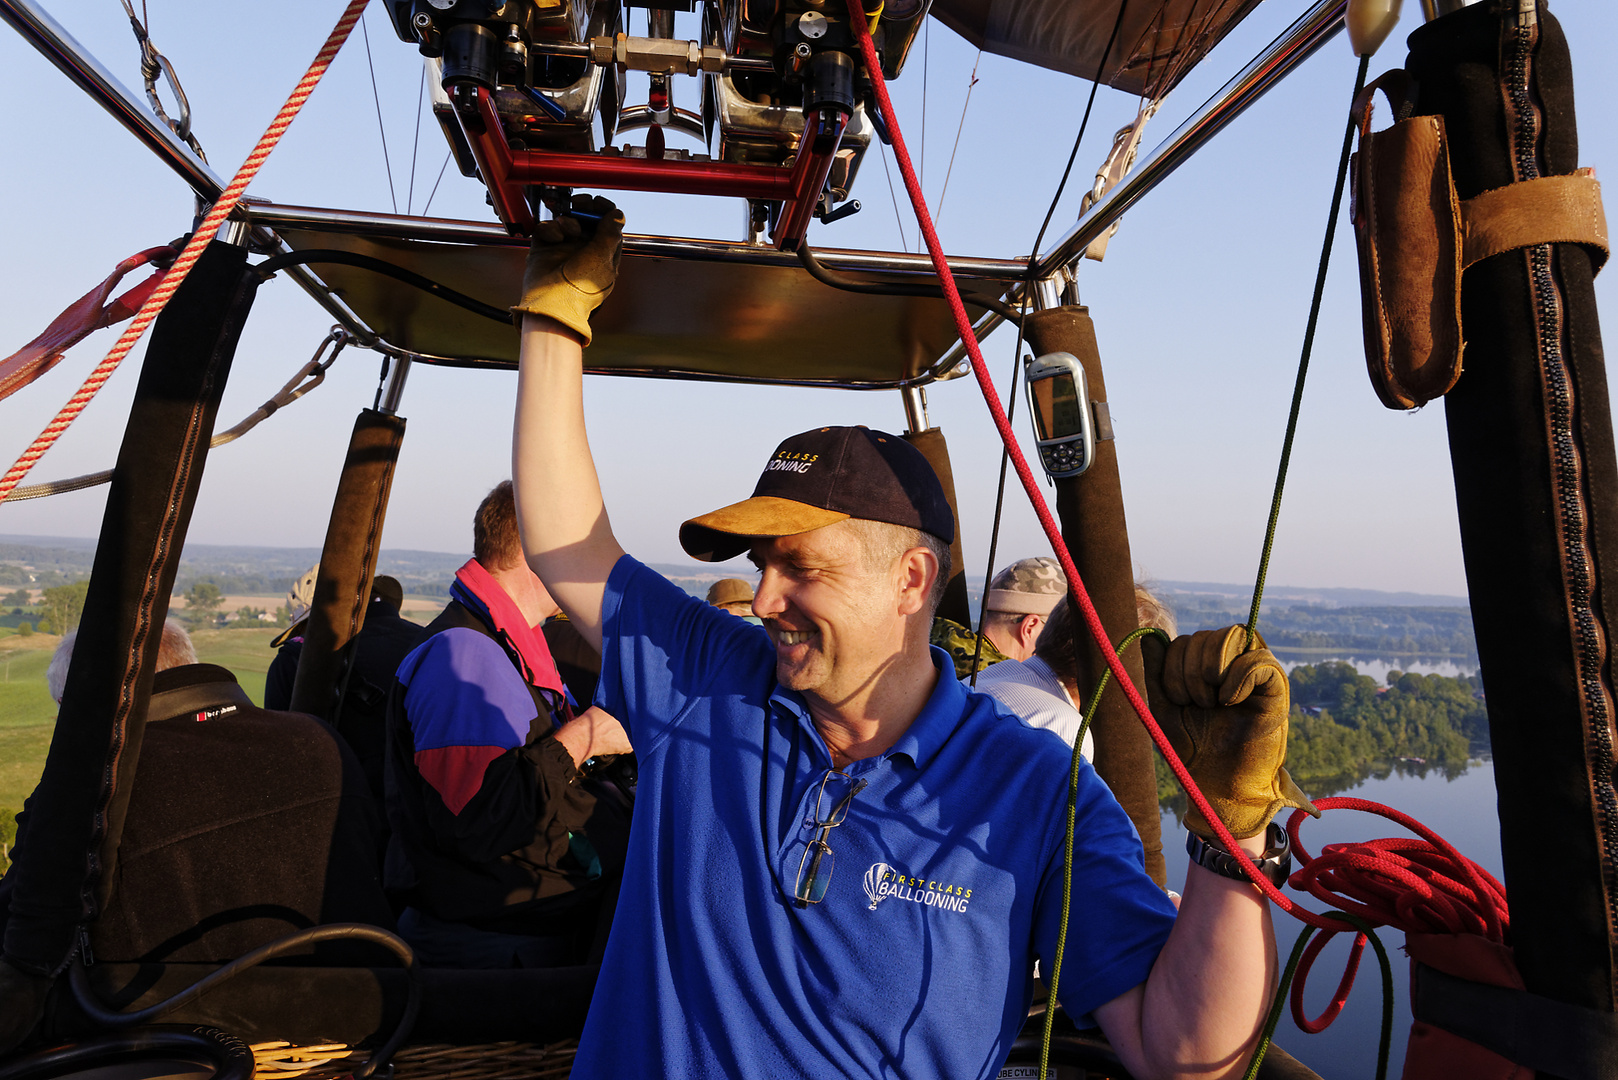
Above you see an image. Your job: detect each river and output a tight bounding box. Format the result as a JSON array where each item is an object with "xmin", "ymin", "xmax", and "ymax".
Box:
[
  {"xmin": 1159, "ymin": 751, "xmax": 1503, "ymax": 1077},
  {"xmin": 1271, "ymin": 652, "xmax": 1478, "ymax": 684}
]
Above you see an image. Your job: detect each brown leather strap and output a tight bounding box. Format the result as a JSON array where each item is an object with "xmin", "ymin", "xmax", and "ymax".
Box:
[
  {"xmin": 1461, "ymin": 170, "xmax": 1608, "ymax": 272},
  {"xmin": 1353, "ymin": 68, "xmax": 1413, "ymax": 138}
]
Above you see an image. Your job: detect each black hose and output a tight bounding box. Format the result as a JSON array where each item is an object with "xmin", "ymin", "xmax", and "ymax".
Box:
[
  {"xmin": 0, "ymin": 1026, "xmax": 254, "ymax": 1080},
  {"xmin": 68, "ymin": 923, "xmax": 420, "ymax": 1080},
  {"xmin": 796, "ymin": 244, "xmax": 1025, "ymax": 326},
  {"xmin": 256, "ymin": 249, "xmax": 514, "ymax": 326}
]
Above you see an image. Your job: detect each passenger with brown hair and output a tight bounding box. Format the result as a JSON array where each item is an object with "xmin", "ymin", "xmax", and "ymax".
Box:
[{"xmin": 384, "ymin": 480, "xmax": 632, "ymax": 968}]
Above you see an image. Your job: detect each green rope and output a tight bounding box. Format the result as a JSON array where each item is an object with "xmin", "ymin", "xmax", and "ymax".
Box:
[
  {"xmin": 1240, "ymin": 911, "xmax": 1393, "ymax": 1080},
  {"xmin": 1245, "ymin": 54, "xmax": 1372, "ymax": 649},
  {"xmin": 1242, "ymin": 923, "xmax": 1318, "ymax": 1080},
  {"xmin": 1039, "ymin": 626, "xmax": 1171, "ymax": 1079},
  {"xmin": 1043, "ymin": 59, "xmax": 1386, "ymax": 1077},
  {"xmin": 1037, "ymin": 623, "xmax": 1396, "ymax": 1080},
  {"xmin": 1333, "ymin": 912, "xmax": 1395, "ymax": 1080}
]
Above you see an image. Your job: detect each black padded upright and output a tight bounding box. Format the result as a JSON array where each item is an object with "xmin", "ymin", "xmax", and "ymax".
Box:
[
  {"xmin": 1408, "ymin": 1, "xmax": 1618, "ymax": 1013},
  {"xmin": 1, "ymin": 241, "xmax": 258, "ymax": 978}
]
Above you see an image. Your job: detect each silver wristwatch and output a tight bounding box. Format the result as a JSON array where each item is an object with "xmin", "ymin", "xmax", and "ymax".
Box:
[{"xmin": 1185, "ymin": 822, "xmax": 1291, "ymax": 888}]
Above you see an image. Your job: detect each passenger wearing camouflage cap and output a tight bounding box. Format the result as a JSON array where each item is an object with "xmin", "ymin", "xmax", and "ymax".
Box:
[{"xmin": 983, "ymin": 556, "xmax": 1067, "ymax": 662}]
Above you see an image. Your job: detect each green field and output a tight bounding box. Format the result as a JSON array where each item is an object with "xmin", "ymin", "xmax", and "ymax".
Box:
[{"xmin": 0, "ymin": 628, "xmax": 285, "ymax": 862}]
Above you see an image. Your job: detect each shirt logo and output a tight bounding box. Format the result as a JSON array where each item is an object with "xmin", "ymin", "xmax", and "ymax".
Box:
[
  {"xmin": 863, "ymin": 862, "xmax": 892, "ymax": 909},
  {"xmin": 863, "ymin": 862, "xmax": 973, "ymax": 914}
]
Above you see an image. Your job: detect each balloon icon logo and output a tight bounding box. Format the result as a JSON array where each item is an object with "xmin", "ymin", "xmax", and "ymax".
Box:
[{"xmin": 864, "ymin": 862, "xmax": 892, "ymax": 910}]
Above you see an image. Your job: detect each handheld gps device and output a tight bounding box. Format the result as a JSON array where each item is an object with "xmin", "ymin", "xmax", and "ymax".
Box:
[{"xmin": 1024, "ymin": 351, "xmax": 1096, "ymax": 479}]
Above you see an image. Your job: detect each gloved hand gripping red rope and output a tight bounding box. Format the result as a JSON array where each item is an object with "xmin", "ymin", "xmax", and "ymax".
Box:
[{"xmin": 837, "ymin": 0, "xmax": 1507, "ymax": 1026}]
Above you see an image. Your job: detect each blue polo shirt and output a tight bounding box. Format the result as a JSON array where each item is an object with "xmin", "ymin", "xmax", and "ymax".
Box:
[{"xmin": 575, "ymin": 556, "xmax": 1176, "ymax": 1078}]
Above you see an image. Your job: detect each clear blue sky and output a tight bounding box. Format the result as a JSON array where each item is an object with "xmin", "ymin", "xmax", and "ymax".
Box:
[{"xmin": 1, "ymin": 1, "xmax": 1614, "ymax": 598}]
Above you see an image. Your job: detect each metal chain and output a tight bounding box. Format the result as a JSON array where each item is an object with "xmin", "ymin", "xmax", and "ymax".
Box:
[{"xmin": 5, "ymin": 327, "xmax": 352, "ymax": 502}]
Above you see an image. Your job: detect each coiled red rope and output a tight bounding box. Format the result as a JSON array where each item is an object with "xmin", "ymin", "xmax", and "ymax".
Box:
[
  {"xmin": 0, "ymin": 0, "xmax": 370, "ymax": 505},
  {"xmin": 1283, "ymin": 797, "xmax": 1508, "ymax": 1031},
  {"xmin": 838, "ymin": 0, "xmax": 1508, "ymax": 1034}
]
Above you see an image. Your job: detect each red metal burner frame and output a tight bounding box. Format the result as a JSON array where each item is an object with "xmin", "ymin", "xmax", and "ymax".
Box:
[{"xmin": 453, "ymin": 85, "xmax": 848, "ymax": 251}]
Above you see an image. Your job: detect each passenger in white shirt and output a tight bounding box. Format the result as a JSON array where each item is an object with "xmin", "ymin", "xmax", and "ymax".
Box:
[
  {"xmin": 972, "ymin": 584, "xmax": 1178, "ymax": 764},
  {"xmin": 972, "ymin": 597, "xmax": 1095, "ymax": 760}
]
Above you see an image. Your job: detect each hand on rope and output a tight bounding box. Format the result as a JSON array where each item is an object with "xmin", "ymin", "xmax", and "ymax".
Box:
[
  {"xmin": 838, "ymin": 10, "xmax": 1502, "ymax": 1078},
  {"xmin": 5, "ymin": 327, "xmax": 353, "ymax": 503},
  {"xmin": 1142, "ymin": 626, "xmax": 1318, "ymax": 840},
  {"xmin": 0, "ymin": 0, "xmax": 371, "ymax": 507},
  {"xmin": 1047, "ymin": 626, "xmax": 1409, "ymax": 1080},
  {"xmin": 837, "ymin": 0, "xmax": 1321, "ymax": 928}
]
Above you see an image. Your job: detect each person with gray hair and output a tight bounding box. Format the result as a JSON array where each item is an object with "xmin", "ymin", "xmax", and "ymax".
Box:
[{"xmin": 46, "ymin": 619, "xmax": 197, "ymax": 704}]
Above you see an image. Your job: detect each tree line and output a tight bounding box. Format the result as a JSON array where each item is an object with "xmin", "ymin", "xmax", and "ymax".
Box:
[
  {"xmin": 1156, "ymin": 661, "xmax": 1489, "ymax": 809},
  {"xmin": 1171, "ymin": 596, "xmax": 1478, "ymax": 660}
]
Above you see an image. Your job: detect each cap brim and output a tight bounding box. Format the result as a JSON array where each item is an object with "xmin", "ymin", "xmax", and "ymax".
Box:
[
  {"xmin": 986, "ymin": 589, "xmax": 1061, "ymax": 616},
  {"xmin": 679, "ymin": 496, "xmax": 850, "ymax": 562},
  {"xmin": 270, "ymin": 616, "xmax": 308, "ymax": 649}
]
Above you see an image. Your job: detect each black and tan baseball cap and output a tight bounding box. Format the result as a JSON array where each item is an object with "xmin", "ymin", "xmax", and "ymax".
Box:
[{"xmin": 680, "ymin": 426, "xmax": 954, "ymax": 563}]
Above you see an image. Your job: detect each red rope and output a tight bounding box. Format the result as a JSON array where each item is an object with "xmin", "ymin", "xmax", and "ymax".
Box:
[
  {"xmin": 843, "ymin": 3, "xmax": 1514, "ymax": 1034},
  {"xmin": 0, "ymin": 0, "xmax": 370, "ymax": 505},
  {"xmin": 1282, "ymin": 797, "xmax": 1509, "ymax": 1032},
  {"xmin": 838, "ymin": 0, "xmax": 1348, "ymax": 930}
]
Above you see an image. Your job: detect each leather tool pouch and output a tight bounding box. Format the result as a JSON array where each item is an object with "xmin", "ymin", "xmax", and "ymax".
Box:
[
  {"xmin": 1351, "ymin": 71, "xmax": 1465, "ymax": 411},
  {"xmin": 1351, "ymin": 70, "xmax": 1609, "ymax": 411}
]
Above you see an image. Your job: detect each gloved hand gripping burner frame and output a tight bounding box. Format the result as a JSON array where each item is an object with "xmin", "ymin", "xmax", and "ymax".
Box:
[{"xmin": 511, "ymin": 196, "xmax": 624, "ymax": 346}]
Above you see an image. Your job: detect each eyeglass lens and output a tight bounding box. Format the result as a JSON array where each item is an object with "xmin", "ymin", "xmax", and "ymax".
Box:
[
  {"xmin": 795, "ymin": 841, "xmax": 834, "ymax": 903},
  {"xmin": 791, "ymin": 772, "xmax": 865, "ymax": 905}
]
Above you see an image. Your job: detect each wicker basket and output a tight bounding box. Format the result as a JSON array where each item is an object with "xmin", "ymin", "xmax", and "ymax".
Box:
[{"xmin": 251, "ymin": 1040, "xmax": 577, "ymax": 1080}]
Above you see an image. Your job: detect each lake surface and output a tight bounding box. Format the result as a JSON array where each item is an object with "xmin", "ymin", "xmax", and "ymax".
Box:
[
  {"xmin": 1158, "ymin": 759, "xmax": 1503, "ymax": 1080},
  {"xmin": 1273, "ymin": 654, "xmax": 1478, "ymax": 682}
]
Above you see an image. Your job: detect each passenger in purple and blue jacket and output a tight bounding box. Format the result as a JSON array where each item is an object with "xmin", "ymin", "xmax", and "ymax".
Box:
[{"xmin": 384, "ymin": 481, "xmax": 632, "ymax": 969}]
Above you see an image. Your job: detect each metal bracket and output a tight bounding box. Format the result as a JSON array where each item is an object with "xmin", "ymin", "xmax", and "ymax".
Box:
[{"xmin": 1092, "ymin": 400, "xmax": 1115, "ymax": 441}]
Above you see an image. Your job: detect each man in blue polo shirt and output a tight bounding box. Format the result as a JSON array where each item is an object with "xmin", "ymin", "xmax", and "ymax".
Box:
[{"xmin": 507, "ymin": 201, "xmax": 1313, "ymax": 1079}]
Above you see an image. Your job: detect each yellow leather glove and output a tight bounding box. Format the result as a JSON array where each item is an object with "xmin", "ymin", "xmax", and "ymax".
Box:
[
  {"xmin": 1142, "ymin": 625, "xmax": 1318, "ymax": 840},
  {"xmin": 511, "ymin": 195, "xmax": 624, "ymax": 346}
]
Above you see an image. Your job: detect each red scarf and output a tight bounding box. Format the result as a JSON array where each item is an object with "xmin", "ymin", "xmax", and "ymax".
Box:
[{"xmin": 453, "ymin": 558, "xmax": 569, "ymax": 714}]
